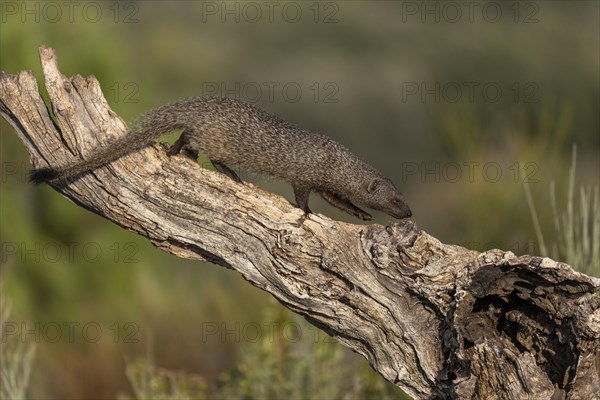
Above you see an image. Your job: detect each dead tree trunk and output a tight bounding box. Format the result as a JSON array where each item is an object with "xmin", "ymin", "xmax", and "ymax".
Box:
[{"xmin": 1, "ymin": 46, "xmax": 598, "ymax": 400}]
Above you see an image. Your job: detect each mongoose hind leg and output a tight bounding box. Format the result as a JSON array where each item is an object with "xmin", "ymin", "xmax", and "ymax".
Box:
[
  {"xmin": 293, "ymin": 184, "xmax": 312, "ymax": 214},
  {"xmin": 211, "ymin": 160, "xmax": 242, "ymax": 183},
  {"xmin": 182, "ymin": 146, "xmax": 199, "ymax": 160},
  {"xmin": 168, "ymin": 131, "xmax": 198, "ymax": 160},
  {"xmin": 320, "ymin": 191, "xmax": 373, "ymax": 221},
  {"xmin": 167, "ymin": 134, "xmax": 185, "ymax": 156}
]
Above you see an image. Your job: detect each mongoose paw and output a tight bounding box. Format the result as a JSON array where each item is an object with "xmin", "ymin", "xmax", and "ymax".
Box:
[
  {"xmin": 166, "ymin": 147, "xmax": 179, "ymax": 156},
  {"xmin": 167, "ymin": 139, "xmax": 184, "ymax": 156},
  {"xmin": 229, "ymin": 174, "xmax": 243, "ymax": 184},
  {"xmin": 292, "ymin": 208, "xmax": 312, "ymax": 227},
  {"xmin": 300, "ymin": 206, "xmax": 312, "ymax": 214},
  {"xmin": 211, "ymin": 160, "xmax": 243, "ymax": 183},
  {"xmin": 182, "ymin": 148, "xmax": 199, "ymax": 160},
  {"xmin": 355, "ymin": 211, "xmax": 373, "ymax": 221}
]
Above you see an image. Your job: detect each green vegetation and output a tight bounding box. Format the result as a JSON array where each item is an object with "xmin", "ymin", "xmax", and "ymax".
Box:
[
  {"xmin": 120, "ymin": 305, "xmax": 408, "ymax": 400},
  {"xmin": 524, "ymin": 145, "xmax": 599, "ymax": 277},
  {"xmin": 1, "ymin": 296, "xmax": 36, "ymax": 400}
]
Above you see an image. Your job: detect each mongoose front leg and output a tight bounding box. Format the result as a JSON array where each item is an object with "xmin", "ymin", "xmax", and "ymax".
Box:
[
  {"xmin": 293, "ymin": 184, "xmax": 312, "ymax": 214},
  {"xmin": 211, "ymin": 160, "xmax": 242, "ymax": 183},
  {"xmin": 319, "ymin": 191, "xmax": 373, "ymax": 221}
]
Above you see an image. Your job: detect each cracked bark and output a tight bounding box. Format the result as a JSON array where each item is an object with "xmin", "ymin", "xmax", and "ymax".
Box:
[{"xmin": 1, "ymin": 46, "xmax": 599, "ymax": 400}]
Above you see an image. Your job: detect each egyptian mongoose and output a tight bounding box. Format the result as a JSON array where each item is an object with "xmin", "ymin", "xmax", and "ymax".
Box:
[{"xmin": 30, "ymin": 97, "xmax": 412, "ymax": 221}]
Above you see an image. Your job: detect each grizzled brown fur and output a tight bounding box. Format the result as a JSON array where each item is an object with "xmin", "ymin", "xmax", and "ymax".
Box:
[{"xmin": 30, "ymin": 97, "xmax": 412, "ymax": 220}]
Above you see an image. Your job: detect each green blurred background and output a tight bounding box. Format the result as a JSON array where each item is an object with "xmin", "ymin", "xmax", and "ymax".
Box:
[{"xmin": 1, "ymin": 1, "xmax": 598, "ymax": 399}]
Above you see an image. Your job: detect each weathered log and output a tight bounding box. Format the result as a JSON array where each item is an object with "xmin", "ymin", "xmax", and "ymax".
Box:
[{"xmin": 1, "ymin": 46, "xmax": 598, "ymax": 400}]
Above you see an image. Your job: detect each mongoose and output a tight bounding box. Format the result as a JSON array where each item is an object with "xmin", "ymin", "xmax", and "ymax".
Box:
[{"xmin": 30, "ymin": 97, "xmax": 412, "ymax": 221}]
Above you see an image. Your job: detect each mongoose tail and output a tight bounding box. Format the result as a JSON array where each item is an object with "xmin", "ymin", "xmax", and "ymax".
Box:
[
  {"xmin": 28, "ymin": 167, "xmax": 59, "ymax": 185},
  {"xmin": 28, "ymin": 104, "xmax": 186, "ymax": 185},
  {"xmin": 28, "ymin": 131, "xmax": 155, "ymax": 185}
]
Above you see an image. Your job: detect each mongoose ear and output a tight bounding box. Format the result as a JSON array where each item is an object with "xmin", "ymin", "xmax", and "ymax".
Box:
[{"xmin": 367, "ymin": 178, "xmax": 383, "ymax": 193}]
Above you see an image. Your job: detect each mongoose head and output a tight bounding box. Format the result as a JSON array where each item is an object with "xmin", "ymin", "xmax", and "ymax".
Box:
[{"xmin": 361, "ymin": 177, "xmax": 412, "ymax": 219}]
